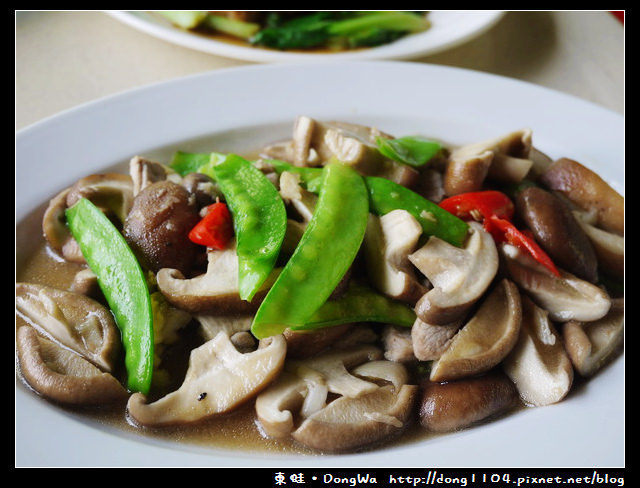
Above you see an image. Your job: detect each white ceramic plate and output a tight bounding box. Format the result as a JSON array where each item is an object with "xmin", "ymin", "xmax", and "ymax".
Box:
[
  {"xmin": 16, "ymin": 61, "xmax": 624, "ymax": 468},
  {"xmin": 106, "ymin": 11, "xmax": 505, "ymax": 62}
]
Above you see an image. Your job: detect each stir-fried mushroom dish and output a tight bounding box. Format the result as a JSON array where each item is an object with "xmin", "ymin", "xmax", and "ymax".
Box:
[{"xmin": 15, "ymin": 116, "xmax": 624, "ymax": 454}]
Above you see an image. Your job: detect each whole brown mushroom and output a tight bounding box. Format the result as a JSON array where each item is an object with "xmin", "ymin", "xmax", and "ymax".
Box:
[
  {"xmin": 123, "ymin": 180, "xmax": 201, "ymax": 275},
  {"xmin": 419, "ymin": 370, "xmax": 518, "ymax": 433}
]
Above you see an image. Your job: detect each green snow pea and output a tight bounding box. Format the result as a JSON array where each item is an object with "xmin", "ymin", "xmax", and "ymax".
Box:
[
  {"xmin": 213, "ymin": 154, "xmax": 287, "ymax": 301},
  {"xmin": 65, "ymin": 198, "xmax": 154, "ymax": 394},
  {"xmin": 265, "ymin": 159, "xmax": 324, "ymax": 192},
  {"xmin": 375, "ymin": 135, "xmax": 443, "ymax": 167},
  {"xmin": 251, "ymin": 162, "xmax": 369, "ymax": 339},
  {"xmin": 169, "ymin": 151, "xmax": 227, "ymax": 177},
  {"xmin": 265, "ymin": 159, "xmax": 468, "ymax": 246},
  {"xmin": 293, "ymin": 284, "xmax": 416, "ymax": 331},
  {"xmin": 365, "ymin": 176, "xmax": 469, "ymax": 247},
  {"xmin": 270, "ymin": 161, "xmax": 469, "ymax": 246}
]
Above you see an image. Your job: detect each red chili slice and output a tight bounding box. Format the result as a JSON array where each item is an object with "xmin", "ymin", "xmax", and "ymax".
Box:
[
  {"xmin": 188, "ymin": 202, "xmax": 234, "ymax": 250},
  {"xmin": 439, "ymin": 191, "xmax": 514, "ymax": 221},
  {"xmin": 440, "ymin": 190, "xmax": 559, "ymax": 276},
  {"xmin": 485, "ymin": 214, "xmax": 560, "ymax": 276}
]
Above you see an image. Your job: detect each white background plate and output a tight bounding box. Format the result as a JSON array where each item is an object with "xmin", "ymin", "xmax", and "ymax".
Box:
[
  {"xmin": 15, "ymin": 61, "xmax": 624, "ymax": 468},
  {"xmin": 106, "ymin": 11, "xmax": 505, "ymax": 62}
]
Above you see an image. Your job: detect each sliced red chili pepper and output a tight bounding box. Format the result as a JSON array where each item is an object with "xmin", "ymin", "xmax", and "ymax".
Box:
[
  {"xmin": 485, "ymin": 214, "xmax": 560, "ymax": 276},
  {"xmin": 188, "ymin": 202, "xmax": 234, "ymax": 250},
  {"xmin": 440, "ymin": 190, "xmax": 559, "ymax": 276},
  {"xmin": 439, "ymin": 191, "xmax": 514, "ymax": 221}
]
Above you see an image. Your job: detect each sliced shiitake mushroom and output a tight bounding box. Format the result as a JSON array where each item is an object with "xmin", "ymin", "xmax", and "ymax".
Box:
[
  {"xmin": 500, "ymin": 243, "xmax": 611, "ymax": 322},
  {"xmin": 42, "ymin": 173, "xmax": 135, "ymax": 263},
  {"xmin": 129, "ymin": 155, "xmax": 182, "ymax": 196},
  {"xmin": 382, "ymin": 325, "xmax": 416, "ymax": 363},
  {"xmin": 255, "ymin": 345, "xmax": 417, "ymax": 452},
  {"xmin": 283, "ymin": 323, "xmax": 355, "ymax": 359},
  {"xmin": 444, "ymin": 129, "xmax": 533, "ymax": 196},
  {"xmin": 156, "ymin": 242, "xmax": 276, "ymax": 314},
  {"xmin": 364, "ymin": 210, "xmax": 428, "ymax": 305},
  {"xmin": 256, "ymin": 345, "xmax": 383, "ymax": 438},
  {"xmin": 409, "ymin": 222, "xmax": 499, "ymax": 325},
  {"xmin": 65, "ymin": 173, "xmax": 134, "ymax": 223},
  {"xmin": 279, "ymin": 170, "xmax": 318, "ymax": 223},
  {"xmin": 16, "ymin": 326, "xmax": 127, "ymax": 405},
  {"xmin": 42, "ymin": 188, "xmax": 85, "ymax": 263},
  {"xmin": 16, "ymin": 283, "xmax": 121, "ymax": 373},
  {"xmin": 429, "ymin": 279, "xmax": 521, "ymax": 382},
  {"xmin": 539, "ymin": 157, "xmax": 624, "ymax": 236},
  {"xmin": 196, "ymin": 313, "xmax": 254, "ymax": 342},
  {"xmin": 563, "ymin": 298, "xmax": 624, "ymax": 377},
  {"xmin": 573, "ymin": 210, "xmax": 624, "ymax": 280},
  {"xmin": 292, "ymin": 383, "xmax": 417, "ymax": 453},
  {"xmin": 263, "ymin": 115, "xmax": 417, "ymax": 185},
  {"xmin": 503, "ymin": 296, "xmax": 573, "ymax": 406},
  {"xmin": 127, "ymin": 332, "xmax": 286, "ymax": 426},
  {"xmin": 16, "ymin": 283, "xmax": 126, "ymax": 405},
  {"xmin": 411, "ymin": 317, "xmax": 462, "ymax": 362}
]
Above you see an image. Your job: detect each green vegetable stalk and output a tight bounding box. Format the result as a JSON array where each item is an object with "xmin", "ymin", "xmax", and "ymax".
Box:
[
  {"xmin": 157, "ymin": 11, "xmax": 208, "ymax": 29},
  {"xmin": 203, "ymin": 14, "xmax": 261, "ymax": 39},
  {"xmin": 66, "ymin": 198, "xmax": 154, "ymax": 394},
  {"xmin": 213, "ymin": 154, "xmax": 287, "ymax": 302},
  {"xmin": 251, "ymin": 162, "xmax": 369, "ymax": 339}
]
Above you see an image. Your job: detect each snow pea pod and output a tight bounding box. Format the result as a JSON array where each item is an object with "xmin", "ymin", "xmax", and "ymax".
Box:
[
  {"xmin": 365, "ymin": 176, "xmax": 469, "ymax": 247},
  {"xmin": 265, "ymin": 159, "xmax": 324, "ymax": 192},
  {"xmin": 251, "ymin": 162, "xmax": 369, "ymax": 339},
  {"xmin": 265, "ymin": 159, "xmax": 468, "ymax": 246},
  {"xmin": 213, "ymin": 154, "xmax": 287, "ymax": 301},
  {"xmin": 169, "ymin": 151, "xmax": 227, "ymax": 176},
  {"xmin": 66, "ymin": 198, "xmax": 154, "ymax": 394},
  {"xmin": 292, "ymin": 285, "xmax": 416, "ymax": 331},
  {"xmin": 375, "ymin": 135, "xmax": 443, "ymax": 167}
]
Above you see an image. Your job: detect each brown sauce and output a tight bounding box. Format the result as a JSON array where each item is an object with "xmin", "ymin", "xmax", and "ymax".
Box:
[{"xmin": 15, "ymin": 240, "xmax": 434, "ymax": 456}]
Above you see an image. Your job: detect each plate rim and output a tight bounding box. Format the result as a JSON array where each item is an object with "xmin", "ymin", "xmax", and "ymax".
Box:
[{"xmin": 104, "ymin": 10, "xmax": 506, "ymax": 62}]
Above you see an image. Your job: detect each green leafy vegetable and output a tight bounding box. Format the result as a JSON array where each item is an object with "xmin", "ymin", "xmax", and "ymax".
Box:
[
  {"xmin": 250, "ymin": 12, "xmax": 334, "ymax": 50},
  {"xmin": 327, "ymin": 11, "xmax": 430, "ymax": 48},
  {"xmin": 157, "ymin": 11, "xmax": 430, "ymax": 51},
  {"xmin": 250, "ymin": 11, "xmax": 429, "ymax": 50}
]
